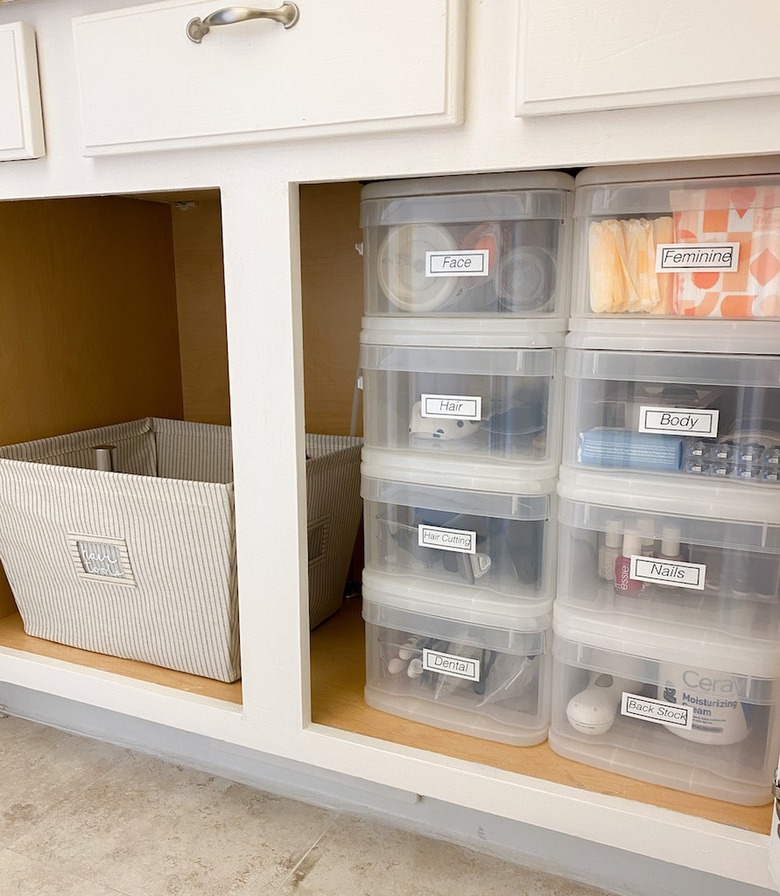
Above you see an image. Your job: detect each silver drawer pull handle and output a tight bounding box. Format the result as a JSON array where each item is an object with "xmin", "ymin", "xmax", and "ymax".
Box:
[{"xmin": 186, "ymin": 3, "xmax": 299, "ymax": 43}]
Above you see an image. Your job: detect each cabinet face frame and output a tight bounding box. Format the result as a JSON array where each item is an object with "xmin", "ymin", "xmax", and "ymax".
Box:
[{"xmin": 0, "ymin": 21, "xmax": 44, "ymax": 160}]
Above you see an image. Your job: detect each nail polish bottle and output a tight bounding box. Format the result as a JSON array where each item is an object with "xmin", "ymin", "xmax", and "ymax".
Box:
[
  {"xmin": 656, "ymin": 524, "xmax": 684, "ymax": 590},
  {"xmin": 598, "ymin": 519, "xmax": 623, "ymax": 582},
  {"xmin": 659, "ymin": 524, "xmax": 683, "ymax": 562},
  {"xmin": 614, "ymin": 529, "xmax": 645, "ymax": 596},
  {"xmin": 637, "ymin": 517, "xmax": 655, "ymax": 557}
]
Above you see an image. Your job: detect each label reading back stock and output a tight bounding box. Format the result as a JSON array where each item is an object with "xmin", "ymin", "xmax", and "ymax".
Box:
[
  {"xmin": 426, "ymin": 249, "xmax": 489, "ymax": 277},
  {"xmin": 638, "ymin": 406, "xmax": 719, "ymax": 438},
  {"xmin": 655, "ymin": 242, "xmax": 740, "ymax": 273},
  {"xmin": 423, "ymin": 647, "xmax": 481, "ymax": 681},
  {"xmin": 621, "ymin": 693, "xmax": 693, "ymax": 730},
  {"xmin": 421, "ymin": 394, "xmax": 482, "ymax": 420}
]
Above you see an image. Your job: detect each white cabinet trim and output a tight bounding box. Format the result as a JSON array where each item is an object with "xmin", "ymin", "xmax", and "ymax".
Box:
[{"xmin": 0, "ymin": 21, "xmax": 44, "ymax": 160}]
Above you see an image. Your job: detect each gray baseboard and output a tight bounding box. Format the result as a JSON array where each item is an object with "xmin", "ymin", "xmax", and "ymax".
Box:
[{"xmin": 0, "ymin": 682, "xmax": 775, "ymax": 896}]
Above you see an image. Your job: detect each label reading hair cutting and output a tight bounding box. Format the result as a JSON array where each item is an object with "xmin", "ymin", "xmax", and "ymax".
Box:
[
  {"xmin": 655, "ymin": 242, "xmax": 740, "ymax": 273},
  {"xmin": 418, "ymin": 525, "xmax": 477, "ymax": 554},
  {"xmin": 638, "ymin": 406, "xmax": 719, "ymax": 438},
  {"xmin": 426, "ymin": 249, "xmax": 489, "ymax": 277},
  {"xmin": 621, "ymin": 693, "xmax": 693, "ymax": 729},
  {"xmin": 420, "ymin": 394, "xmax": 482, "ymax": 420},
  {"xmin": 423, "ymin": 648, "xmax": 481, "ymax": 681}
]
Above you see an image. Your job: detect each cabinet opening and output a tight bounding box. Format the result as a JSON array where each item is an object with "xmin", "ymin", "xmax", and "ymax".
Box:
[
  {"xmin": 299, "ymin": 177, "xmax": 773, "ymax": 835},
  {"xmin": 0, "ymin": 189, "xmax": 241, "ymax": 705}
]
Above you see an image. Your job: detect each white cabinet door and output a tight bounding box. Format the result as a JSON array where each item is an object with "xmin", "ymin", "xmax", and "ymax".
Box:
[
  {"xmin": 0, "ymin": 21, "xmax": 44, "ymax": 160},
  {"xmin": 72, "ymin": 0, "xmax": 465, "ymax": 156},
  {"xmin": 516, "ymin": 0, "xmax": 780, "ymax": 116}
]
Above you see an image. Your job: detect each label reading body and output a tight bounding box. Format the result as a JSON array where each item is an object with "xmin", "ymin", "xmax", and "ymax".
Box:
[
  {"xmin": 420, "ymin": 394, "xmax": 482, "ymax": 421},
  {"xmin": 655, "ymin": 242, "xmax": 740, "ymax": 273},
  {"xmin": 629, "ymin": 556, "xmax": 707, "ymax": 590},
  {"xmin": 638, "ymin": 406, "xmax": 720, "ymax": 438},
  {"xmin": 621, "ymin": 693, "xmax": 693, "ymax": 730},
  {"xmin": 418, "ymin": 524, "xmax": 477, "ymax": 555},
  {"xmin": 426, "ymin": 249, "xmax": 489, "ymax": 277},
  {"xmin": 423, "ymin": 647, "xmax": 481, "ymax": 681}
]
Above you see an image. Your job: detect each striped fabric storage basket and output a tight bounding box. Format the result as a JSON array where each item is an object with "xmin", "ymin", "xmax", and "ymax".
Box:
[{"xmin": 0, "ymin": 419, "xmax": 362, "ymax": 681}]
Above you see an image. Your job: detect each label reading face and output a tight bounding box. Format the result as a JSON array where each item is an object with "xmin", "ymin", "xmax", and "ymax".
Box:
[
  {"xmin": 638, "ymin": 406, "xmax": 719, "ymax": 438},
  {"xmin": 420, "ymin": 394, "xmax": 482, "ymax": 421},
  {"xmin": 655, "ymin": 242, "xmax": 740, "ymax": 273},
  {"xmin": 418, "ymin": 525, "xmax": 477, "ymax": 554},
  {"xmin": 423, "ymin": 647, "xmax": 481, "ymax": 681},
  {"xmin": 629, "ymin": 556, "xmax": 707, "ymax": 590},
  {"xmin": 621, "ymin": 692, "xmax": 693, "ymax": 729},
  {"xmin": 426, "ymin": 249, "xmax": 489, "ymax": 277}
]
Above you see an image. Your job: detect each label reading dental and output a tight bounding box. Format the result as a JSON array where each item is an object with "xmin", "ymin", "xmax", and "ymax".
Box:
[
  {"xmin": 655, "ymin": 242, "xmax": 740, "ymax": 273},
  {"xmin": 418, "ymin": 524, "xmax": 477, "ymax": 554},
  {"xmin": 638, "ymin": 406, "xmax": 719, "ymax": 438},
  {"xmin": 420, "ymin": 394, "xmax": 482, "ymax": 420},
  {"xmin": 629, "ymin": 556, "xmax": 707, "ymax": 590},
  {"xmin": 621, "ymin": 693, "xmax": 693, "ymax": 730},
  {"xmin": 423, "ymin": 648, "xmax": 481, "ymax": 681},
  {"xmin": 426, "ymin": 249, "xmax": 489, "ymax": 277}
]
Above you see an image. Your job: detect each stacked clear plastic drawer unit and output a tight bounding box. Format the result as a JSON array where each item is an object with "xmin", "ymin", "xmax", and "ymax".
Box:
[
  {"xmin": 550, "ymin": 160, "xmax": 780, "ymax": 804},
  {"xmin": 359, "ymin": 172, "xmax": 574, "ymax": 745}
]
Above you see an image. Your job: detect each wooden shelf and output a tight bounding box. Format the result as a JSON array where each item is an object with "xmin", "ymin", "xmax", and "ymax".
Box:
[
  {"xmin": 310, "ymin": 596, "xmax": 772, "ymax": 835},
  {"xmin": 0, "ymin": 612, "xmax": 242, "ymax": 705}
]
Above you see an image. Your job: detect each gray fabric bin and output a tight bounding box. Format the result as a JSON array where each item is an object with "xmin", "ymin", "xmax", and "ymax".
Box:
[{"xmin": 0, "ymin": 418, "xmax": 362, "ymax": 682}]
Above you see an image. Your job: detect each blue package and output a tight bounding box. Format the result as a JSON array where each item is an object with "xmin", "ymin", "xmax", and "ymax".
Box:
[{"xmin": 578, "ymin": 428, "xmax": 683, "ymax": 472}]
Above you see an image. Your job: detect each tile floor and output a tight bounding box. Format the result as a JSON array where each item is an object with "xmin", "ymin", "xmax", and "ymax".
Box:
[{"xmin": 0, "ymin": 712, "xmax": 614, "ymax": 896}]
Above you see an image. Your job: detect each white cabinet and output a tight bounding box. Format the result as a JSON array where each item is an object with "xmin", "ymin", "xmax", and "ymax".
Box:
[
  {"xmin": 0, "ymin": 21, "xmax": 43, "ymax": 160},
  {"xmin": 71, "ymin": 0, "xmax": 464, "ymax": 156},
  {"xmin": 516, "ymin": 0, "xmax": 780, "ymax": 116}
]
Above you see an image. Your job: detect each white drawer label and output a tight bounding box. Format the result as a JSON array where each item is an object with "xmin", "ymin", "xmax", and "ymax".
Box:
[
  {"xmin": 421, "ymin": 394, "xmax": 482, "ymax": 420},
  {"xmin": 423, "ymin": 647, "xmax": 481, "ymax": 681},
  {"xmin": 426, "ymin": 249, "xmax": 489, "ymax": 277},
  {"xmin": 638, "ymin": 406, "xmax": 719, "ymax": 437},
  {"xmin": 418, "ymin": 525, "xmax": 477, "ymax": 554},
  {"xmin": 621, "ymin": 693, "xmax": 693, "ymax": 729},
  {"xmin": 629, "ymin": 556, "xmax": 707, "ymax": 590},
  {"xmin": 655, "ymin": 242, "xmax": 740, "ymax": 273}
]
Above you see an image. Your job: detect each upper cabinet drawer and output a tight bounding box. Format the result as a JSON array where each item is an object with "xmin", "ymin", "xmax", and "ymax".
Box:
[
  {"xmin": 72, "ymin": 0, "xmax": 465, "ymax": 155},
  {"xmin": 0, "ymin": 21, "xmax": 44, "ymax": 160},
  {"xmin": 516, "ymin": 0, "xmax": 780, "ymax": 116}
]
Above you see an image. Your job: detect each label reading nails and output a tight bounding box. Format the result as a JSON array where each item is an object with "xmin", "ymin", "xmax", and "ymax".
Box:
[{"xmin": 630, "ymin": 556, "xmax": 707, "ymax": 590}]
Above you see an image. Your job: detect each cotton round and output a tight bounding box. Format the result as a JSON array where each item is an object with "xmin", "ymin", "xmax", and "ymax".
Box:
[{"xmin": 377, "ymin": 224, "xmax": 459, "ymax": 312}]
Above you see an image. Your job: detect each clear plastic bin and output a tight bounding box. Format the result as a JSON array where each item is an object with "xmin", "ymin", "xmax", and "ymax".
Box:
[
  {"xmin": 362, "ymin": 450, "xmax": 556, "ymax": 607},
  {"xmin": 563, "ymin": 328, "xmax": 780, "ymax": 486},
  {"xmin": 363, "ymin": 572, "xmax": 552, "ymax": 745},
  {"xmin": 549, "ymin": 603, "xmax": 780, "ymax": 805},
  {"xmin": 360, "ymin": 319, "xmax": 564, "ymax": 469},
  {"xmin": 556, "ymin": 468, "xmax": 780, "ymax": 642},
  {"xmin": 361, "ymin": 172, "xmax": 573, "ymax": 318},
  {"xmin": 572, "ymin": 160, "xmax": 780, "ymax": 320}
]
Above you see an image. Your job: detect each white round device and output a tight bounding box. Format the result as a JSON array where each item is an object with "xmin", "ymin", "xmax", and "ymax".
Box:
[{"xmin": 566, "ymin": 672, "xmax": 637, "ymax": 736}]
